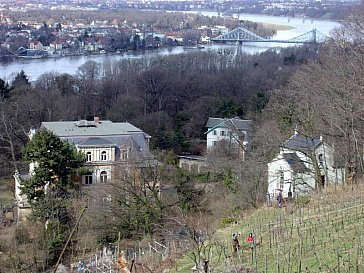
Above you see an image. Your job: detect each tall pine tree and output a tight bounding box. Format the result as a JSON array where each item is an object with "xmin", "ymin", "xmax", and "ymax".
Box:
[{"xmin": 21, "ymin": 129, "xmax": 85, "ymax": 219}]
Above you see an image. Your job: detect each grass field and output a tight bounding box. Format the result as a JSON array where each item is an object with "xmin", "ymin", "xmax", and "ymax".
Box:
[{"xmin": 169, "ymin": 185, "xmax": 364, "ymax": 273}]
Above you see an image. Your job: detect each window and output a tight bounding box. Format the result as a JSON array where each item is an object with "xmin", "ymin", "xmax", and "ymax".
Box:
[
  {"xmin": 86, "ymin": 152, "xmax": 92, "ymax": 162},
  {"xmin": 101, "ymin": 151, "xmax": 107, "ymax": 161},
  {"xmin": 213, "ymin": 130, "xmax": 217, "ymax": 136},
  {"xmin": 279, "ymin": 171, "xmax": 284, "ymax": 190},
  {"xmin": 318, "ymin": 154, "xmax": 323, "ymax": 164},
  {"xmin": 221, "ymin": 130, "xmax": 226, "ymax": 136},
  {"xmin": 121, "ymin": 149, "xmax": 128, "ymax": 160},
  {"xmin": 84, "ymin": 173, "xmax": 93, "ymax": 185},
  {"xmin": 100, "ymin": 171, "xmax": 107, "ymax": 183},
  {"xmin": 213, "ymin": 141, "xmax": 217, "ymax": 146}
]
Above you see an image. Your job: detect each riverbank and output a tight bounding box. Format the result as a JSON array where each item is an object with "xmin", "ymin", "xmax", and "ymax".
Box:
[
  {"xmin": 0, "ymin": 14, "xmax": 339, "ymax": 81},
  {"xmin": 260, "ymin": 22, "xmax": 295, "ymax": 31}
]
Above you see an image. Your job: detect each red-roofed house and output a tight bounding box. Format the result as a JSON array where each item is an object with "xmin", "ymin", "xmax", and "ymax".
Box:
[{"xmin": 29, "ymin": 40, "xmax": 43, "ymax": 50}]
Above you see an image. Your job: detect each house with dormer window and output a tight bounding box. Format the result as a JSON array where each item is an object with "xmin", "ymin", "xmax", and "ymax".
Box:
[
  {"xmin": 267, "ymin": 130, "xmax": 345, "ymax": 200},
  {"xmin": 15, "ymin": 118, "xmax": 154, "ymax": 208},
  {"xmin": 39, "ymin": 118, "xmax": 152, "ymax": 185}
]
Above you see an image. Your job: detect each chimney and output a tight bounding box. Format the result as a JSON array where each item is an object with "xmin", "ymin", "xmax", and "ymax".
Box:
[
  {"xmin": 294, "ymin": 125, "xmax": 299, "ymax": 135},
  {"xmin": 94, "ymin": 116, "xmax": 100, "ymax": 125},
  {"xmin": 320, "ymin": 134, "xmax": 323, "ymax": 141}
]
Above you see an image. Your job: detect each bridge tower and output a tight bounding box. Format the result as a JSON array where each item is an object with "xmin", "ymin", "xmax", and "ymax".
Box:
[
  {"xmin": 312, "ymin": 28, "xmax": 317, "ymax": 44},
  {"xmin": 232, "ymin": 30, "xmax": 243, "ymax": 66}
]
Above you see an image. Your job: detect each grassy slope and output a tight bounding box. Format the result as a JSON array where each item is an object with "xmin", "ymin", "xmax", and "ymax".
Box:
[{"xmin": 169, "ymin": 185, "xmax": 364, "ymax": 273}]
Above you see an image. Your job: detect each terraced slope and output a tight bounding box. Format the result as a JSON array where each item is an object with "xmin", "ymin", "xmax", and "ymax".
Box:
[{"xmin": 169, "ymin": 186, "xmax": 364, "ymax": 273}]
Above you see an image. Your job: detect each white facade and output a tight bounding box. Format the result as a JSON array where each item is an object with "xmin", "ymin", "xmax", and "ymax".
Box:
[
  {"xmin": 200, "ymin": 36, "xmax": 211, "ymax": 43},
  {"xmin": 205, "ymin": 117, "xmax": 252, "ymax": 154},
  {"xmin": 79, "ymin": 146, "xmax": 116, "ymax": 163},
  {"xmin": 206, "ymin": 127, "xmax": 248, "ymax": 149},
  {"xmin": 83, "ymin": 165, "xmax": 112, "ymax": 185},
  {"xmin": 267, "ymin": 133, "xmax": 345, "ymax": 200},
  {"xmin": 77, "ymin": 146, "xmax": 116, "ymax": 185}
]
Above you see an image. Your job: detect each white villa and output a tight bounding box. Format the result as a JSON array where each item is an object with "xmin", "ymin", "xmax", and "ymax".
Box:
[
  {"xmin": 15, "ymin": 118, "xmax": 153, "ymax": 209},
  {"xmin": 267, "ymin": 130, "xmax": 345, "ymax": 200},
  {"xmin": 205, "ymin": 117, "xmax": 252, "ymax": 158}
]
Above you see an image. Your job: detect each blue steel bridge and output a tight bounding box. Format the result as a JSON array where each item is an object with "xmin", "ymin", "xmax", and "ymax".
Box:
[{"xmin": 211, "ymin": 27, "xmax": 329, "ymax": 44}]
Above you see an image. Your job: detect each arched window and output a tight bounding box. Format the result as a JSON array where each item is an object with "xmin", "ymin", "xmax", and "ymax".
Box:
[
  {"xmin": 86, "ymin": 151, "xmax": 92, "ymax": 162},
  {"xmin": 100, "ymin": 171, "xmax": 107, "ymax": 183},
  {"xmin": 101, "ymin": 151, "xmax": 107, "ymax": 161}
]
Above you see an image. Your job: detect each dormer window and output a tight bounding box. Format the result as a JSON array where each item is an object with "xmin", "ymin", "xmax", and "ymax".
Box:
[
  {"xmin": 86, "ymin": 152, "xmax": 92, "ymax": 162},
  {"xmin": 101, "ymin": 151, "xmax": 107, "ymax": 161}
]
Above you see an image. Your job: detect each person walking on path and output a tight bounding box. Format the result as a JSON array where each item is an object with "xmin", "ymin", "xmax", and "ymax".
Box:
[
  {"xmin": 203, "ymin": 258, "xmax": 209, "ymax": 273},
  {"xmin": 232, "ymin": 233, "xmax": 240, "ymax": 255},
  {"xmin": 246, "ymin": 233, "xmax": 254, "ymax": 249}
]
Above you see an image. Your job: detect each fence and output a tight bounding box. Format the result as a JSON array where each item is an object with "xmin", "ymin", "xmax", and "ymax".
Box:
[
  {"xmin": 72, "ymin": 187, "xmax": 364, "ymax": 273},
  {"xmin": 71, "ymin": 239, "xmax": 191, "ymax": 273}
]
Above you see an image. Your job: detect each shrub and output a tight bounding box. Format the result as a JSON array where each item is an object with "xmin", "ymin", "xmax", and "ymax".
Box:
[
  {"xmin": 295, "ymin": 195, "xmax": 310, "ymax": 207},
  {"xmin": 194, "ymin": 172, "xmax": 210, "ymax": 183},
  {"xmin": 220, "ymin": 217, "xmax": 236, "ymax": 228}
]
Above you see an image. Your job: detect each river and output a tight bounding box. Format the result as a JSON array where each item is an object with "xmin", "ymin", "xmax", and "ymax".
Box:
[{"xmin": 0, "ymin": 13, "xmax": 341, "ymax": 82}]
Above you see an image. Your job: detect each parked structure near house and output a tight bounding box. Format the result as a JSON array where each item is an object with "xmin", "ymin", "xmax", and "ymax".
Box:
[
  {"xmin": 267, "ymin": 130, "xmax": 345, "ymax": 201},
  {"xmin": 15, "ymin": 118, "xmax": 154, "ymax": 210},
  {"xmin": 205, "ymin": 117, "xmax": 252, "ymax": 159},
  {"xmin": 178, "ymin": 154, "xmax": 209, "ymax": 173}
]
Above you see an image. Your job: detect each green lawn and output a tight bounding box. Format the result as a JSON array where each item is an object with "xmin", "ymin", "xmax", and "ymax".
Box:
[{"xmin": 169, "ymin": 186, "xmax": 364, "ymax": 273}]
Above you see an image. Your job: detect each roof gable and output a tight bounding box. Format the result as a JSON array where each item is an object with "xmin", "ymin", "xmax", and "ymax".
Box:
[
  {"xmin": 76, "ymin": 137, "xmax": 116, "ymax": 147},
  {"xmin": 283, "ymin": 134, "xmax": 322, "ymax": 154},
  {"xmin": 205, "ymin": 117, "xmax": 252, "ymax": 134},
  {"xmin": 282, "ymin": 153, "xmax": 310, "ymax": 173}
]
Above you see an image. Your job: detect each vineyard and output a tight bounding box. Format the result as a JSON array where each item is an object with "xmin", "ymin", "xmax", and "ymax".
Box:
[{"xmin": 169, "ymin": 185, "xmax": 364, "ymax": 273}]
